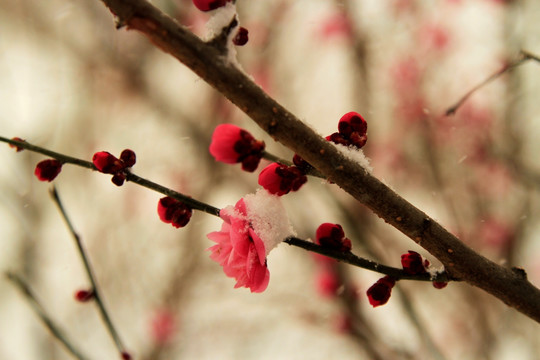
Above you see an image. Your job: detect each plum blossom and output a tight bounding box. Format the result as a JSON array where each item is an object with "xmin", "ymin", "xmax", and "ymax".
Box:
[{"xmin": 207, "ymin": 190, "xmax": 295, "ymax": 292}]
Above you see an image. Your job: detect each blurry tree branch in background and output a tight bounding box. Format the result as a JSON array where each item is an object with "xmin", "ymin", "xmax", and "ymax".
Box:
[{"xmin": 93, "ymin": 0, "xmax": 540, "ymax": 321}]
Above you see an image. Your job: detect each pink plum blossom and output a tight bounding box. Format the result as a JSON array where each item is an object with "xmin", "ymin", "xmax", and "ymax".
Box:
[
  {"xmin": 207, "ymin": 190, "xmax": 295, "ymax": 292},
  {"xmin": 207, "ymin": 198, "xmax": 270, "ymax": 292}
]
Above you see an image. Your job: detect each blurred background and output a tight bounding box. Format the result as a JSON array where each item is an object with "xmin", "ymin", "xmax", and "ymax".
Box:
[{"xmin": 1, "ymin": 0, "xmax": 540, "ymax": 359}]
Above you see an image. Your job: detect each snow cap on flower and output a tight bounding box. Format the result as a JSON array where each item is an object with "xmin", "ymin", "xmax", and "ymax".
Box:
[
  {"xmin": 243, "ymin": 189, "xmax": 296, "ymax": 254},
  {"xmin": 316, "ymin": 223, "xmax": 352, "ymax": 252},
  {"xmin": 366, "ymin": 276, "xmax": 396, "ymax": 307},
  {"xmin": 34, "ymin": 159, "xmax": 63, "ymax": 182},
  {"xmin": 258, "ymin": 163, "xmax": 307, "ymax": 196},
  {"xmin": 209, "ymin": 124, "xmax": 265, "ymax": 172}
]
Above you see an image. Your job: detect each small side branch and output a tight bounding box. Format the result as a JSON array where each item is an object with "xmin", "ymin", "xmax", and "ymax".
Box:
[
  {"xmin": 284, "ymin": 237, "xmax": 451, "ymax": 282},
  {"xmin": 446, "ymin": 50, "xmax": 540, "ymax": 116},
  {"xmin": 6, "ymin": 272, "xmax": 91, "ymax": 360},
  {"xmin": 50, "ymin": 187, "xmax": 129, "ymax": 358}
]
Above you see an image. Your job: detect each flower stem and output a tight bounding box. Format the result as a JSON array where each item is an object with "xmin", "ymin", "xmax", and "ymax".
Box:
[
  {"xmin": 50, "ymin": 186, "xmax": 129, "ymax": 358},
  {"xmin": 6, "ymin": 272, "xmax": 91, "ymax": 360}
]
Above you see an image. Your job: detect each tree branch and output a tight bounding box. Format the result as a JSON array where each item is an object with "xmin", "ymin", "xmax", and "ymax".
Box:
[{"xmin": 95, "ymin": 0, "xmax": 540, "ymax": 322}]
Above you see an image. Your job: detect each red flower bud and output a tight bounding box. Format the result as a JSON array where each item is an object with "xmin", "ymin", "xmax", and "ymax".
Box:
[
  {"xmin": 366, "ymin": 276, "xmax": 396, "ymax": 307},
  {"xmin": 121, "ymin": 352, "xmax": 132, "ymax": 360},
  {"xmin": 209, "ymin": 124, "xmax": 265, "ymax": 172},
  {"xmin": 120, "ymin": 149, "xmax": 136, "ymax": 168},
  {"xmin": 401, "ymin": 250, "xmax": 428, "ymax": 275},
  {"xmin": 192, "ymin": 0, "xmax": 231, "ymax": 12},
  {"xmin": 157, "ymin": 197, "xmax": 193, "ymax": 228},
  {"xmin": 327, "ymin": 112, "xmax": 368, "ymax": 149},
  {"xmin": 315, "ymin": 223, "xmax": 352, "ymax": 252},
  {"xmin": 92, "ymin": 151, "xmax": 124, "ymax": 174},
  {"xmin": 432, "ymin": 281, "xmax": 448, "ymax": 289},
  {"xmin": 74, "ymin": 289, "xmax": 95, "ymax": 302},
  {"xmin": 233, "ymin": 27, "xmax": 249, "ymax": 46},
  {"xmin": 9, "ymin": 137, "xmax": 25, "ymax": 152},
  {"xmin": 258, "ymin": 163, "xmax": 307, "ymax": 196},
  {"xmin": 34, "ymin": 159, "xmax": 62, "ymax": 182},
  {"xmin": 111, "ymin": 173, "xmax": 126, "ymax": 187}
]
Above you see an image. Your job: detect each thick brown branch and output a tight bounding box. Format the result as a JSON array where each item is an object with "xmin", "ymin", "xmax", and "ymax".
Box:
[{"xmin": 97, "ymin": 0, "xmax": 540, "ymax": 321}]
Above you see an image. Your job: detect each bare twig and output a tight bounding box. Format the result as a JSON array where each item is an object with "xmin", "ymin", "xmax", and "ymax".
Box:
[
  {"xmin": 5, "ymin": 272, "xmax": 90, "ymax": 360},
  {"xmin": 49, "ymin": 187, "xmax": 129, "ymax": 358},
  {"xmin": 445, "ymin": 50, "xmax": 540, "ymax": 116}
]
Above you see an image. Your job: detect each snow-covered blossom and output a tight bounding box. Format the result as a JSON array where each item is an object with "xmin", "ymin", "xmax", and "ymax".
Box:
[
  {"xmin": 207, "ymin": 190, "xmax": 295, "ymax": 292},
  {"xmin": 209, "ymin": 124, "xmax": 265, "ymax": 172}
]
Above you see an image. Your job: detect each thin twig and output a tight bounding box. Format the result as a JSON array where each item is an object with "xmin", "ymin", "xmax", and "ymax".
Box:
[
  {"xmin": 0, "ymin": 136, "xmax": 219, "ymax": 216},
  {"xmin": 49, "ymin": 186, "xmax": 129, "ymax": 358},
  {"xmin": 2, "ymin": 137, "xmax": 450, "ymax": 282},
  {"xmin": 284, "ymin": 237, "xmax": 451, "ymax": 282},
  {"xmin": 5, "ymin": 272, "xmax": 91, "ymax": 360},
  {"xmin": 445, "ymin": 50, "xmax": 540, "ymax": 116}
]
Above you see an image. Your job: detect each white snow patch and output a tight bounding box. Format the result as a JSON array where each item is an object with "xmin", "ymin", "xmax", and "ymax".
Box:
[
  {"xmin": 427, "ymin": 265, "xmax": 445, "ymax": 280},
  {"xmin": 203, "ymin": 2, "xmax": 237, "ymax": 41},
  {"xmin": 202, "ymin": 2, "xmax": 243, "ymax": 68},
  {"xmin": 244, "ymin": 189, "xmax": 296, "ymax": 255},
  {"xmin": 334, "ymin": 143, "xmax": 373, "ymax": 173}
]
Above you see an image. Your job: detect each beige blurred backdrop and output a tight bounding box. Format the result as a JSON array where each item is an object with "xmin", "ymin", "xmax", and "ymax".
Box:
[{"xmin": 1, "ymin": 0, "xmax": 540, "ymax": 359}]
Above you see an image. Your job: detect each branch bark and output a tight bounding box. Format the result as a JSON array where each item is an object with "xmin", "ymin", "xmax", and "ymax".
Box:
[{"xmin": 97, "ymin": 0, "xmax": 540, "ymax": 322}]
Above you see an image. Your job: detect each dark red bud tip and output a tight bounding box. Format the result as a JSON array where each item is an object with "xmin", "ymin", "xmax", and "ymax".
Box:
[
  {"xmin": 315, "ymin": 223, "xmax": 352, "ymax": 252},
  {"xmin": 292, "ymin": 154, "xmax": 313, "ymax": 174},
  {"xmin": 9, "ymin": 137, "xmax": 26, "ymax": 152},
  {"xmin": 233, "ymin": 27, "xmax": 249, "ymax": 46},
  {"xmin": 34, "ymin": 159, "xmax": 63, "ymax": 182},
  {"xmin": 121, "ymin": 352, "xmax": 132, "ymax": 360},
  {"xmin": 111, "ymin": 173, "xmax": 126, "ymax": 186},
  {"xmin": 433, "ymin": 281, "xmax": 448, "ymax": 289},
  {"xmin": 192, "ymin": 0, "xmax": 231, "ymax": 12},
  {"xmin": 157, "ymin": 197, "xmax": 193, "ymax": 228},
  {"xmin": 366, "ymin": 276, "xmax": 396, "ymax": 307},
  {"xmin": 92, "ymin": 151, "xmax": 124, "ymax": 174},
  {"xmin": 401, "ymin": 250, "xmax": 428, "ymax": 275},
  {"xmin": 74, "ymin": 289, "xmax": 95, "ymax": 302},
  {"xmin": 120, "ymin": 149, "xmax": 136, "ymax": 168}
]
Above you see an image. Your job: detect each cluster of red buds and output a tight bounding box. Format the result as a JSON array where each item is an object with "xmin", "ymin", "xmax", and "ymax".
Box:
[{"xmin": 92, "ymin": 149, "xmax": 136, "ymax": 186}]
